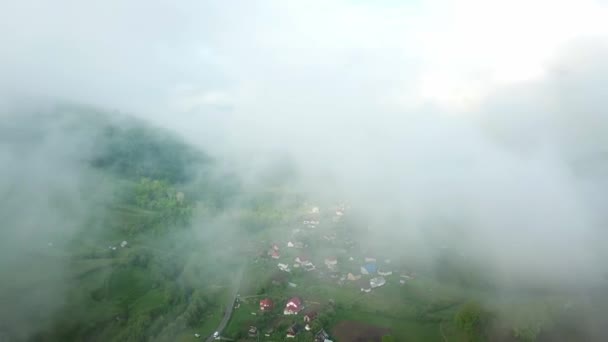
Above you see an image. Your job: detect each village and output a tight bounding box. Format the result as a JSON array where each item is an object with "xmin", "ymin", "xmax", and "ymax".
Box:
[{"xmin": 218, "ymin": 203, "xmax": 419, "ymax": 341}]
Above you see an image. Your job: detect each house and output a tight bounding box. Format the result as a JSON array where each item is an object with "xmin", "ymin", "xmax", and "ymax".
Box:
[
  {"xmin": 315, "ymin": 329, "xmax": 332, "ymax": 342},
  {"xmin": 278, "ymin": 263, "xmax": 290, "ymax": 272},
  {"xmin": 302, "ymin": 217, "xmax": 320, "ymax": 228},
  {"xmin": 272, "ymin": 243, "xmax": 280, "ymax": 251},
  {"xmin": 260, "ymin": 298, "xmax": 273, "ymax": 311},
  {"xmin": 271, "ymin": 250, "xmax": 280, "ymax": 259},
  {"xmin": 401, "ymin": 272, "xmax": 415, "ymax": 280},
  {"xmin": 248, "ymin": 326, "xmax": 258, "ymax": 337},
  {"xmin": 364, "ymin": 257, "xmax": 377, "ymax": 263},
  {"xmin": 288, "ymin": 241, "xmax": 304, "ymax": 248},
  {"xmin": 295, "ymin": 256, "xmax": 311, "ymax": 265},
  {"xmin": 286, "ymin": 323, "xmax": 302, "ymax": 338},
  {"xmin": 303, "ymin": 311, "xmax": 318, "ymax": 322},
  {"xmin": 360, "ymin": 279, "xmax": 372, "ymax": 292},
  {"xmin": 324, "ymin": 257, "xmax": 338, "ymax": 270},
  {"xmin": 370, "ymin": 276, "xmax": 386, "ymax": 288},
  {"xmin": 284, "ymin": 297, "xmax": 303, "ymax": 315},
  {"xmin": 347, "ymin": 272, "xmax": 361, "ymax": 281},
  {"xmin": 378, "ymin": 269, "xmax": 393, "ymax": 276},
  {"xmin": 322, "ymin": 234, "xmax": 336, "ymax": 241},
  {"xmin": 304, "ymin": 263, "xmax": 316, "ymax": 271},
  {"xmin": 360, "ymin": 263, "xmax": 377, "ymax": 275}
]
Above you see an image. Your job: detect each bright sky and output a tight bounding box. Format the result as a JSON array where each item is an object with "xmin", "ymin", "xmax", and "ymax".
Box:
[
  {"xmin": 1, "ymin": 0, "xmax": 607, "ymax": 116},
  {"xmin": 406, "ymin": 0, "xmax": 608, "ymax": 109}
]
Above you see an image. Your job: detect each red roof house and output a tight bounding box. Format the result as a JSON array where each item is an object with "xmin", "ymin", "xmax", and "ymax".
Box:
[
  {"xmin": 260, "ymin": 298, "xmax": 273, "ymax": 311},
  {"xmin": 284, "ymin": 297, "xmax": 303, "ymax": 315},
  {"xmin": 271, "ymin": 250, "xmax": 280, "ymax": 259}
]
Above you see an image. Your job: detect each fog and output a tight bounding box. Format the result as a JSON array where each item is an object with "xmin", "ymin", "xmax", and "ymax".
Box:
[{"xmin": 2, "ymin": 0, "xmax": 608, "ymax": 340}]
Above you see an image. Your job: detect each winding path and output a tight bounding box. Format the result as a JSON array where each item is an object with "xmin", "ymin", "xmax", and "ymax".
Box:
[
  {"xmin": 205, "ymin": 266, "xmax": 245, "ymax": 342},
  {"xmin": 439, "ymin": 321, "xmax": 448, "ymax": 342}
]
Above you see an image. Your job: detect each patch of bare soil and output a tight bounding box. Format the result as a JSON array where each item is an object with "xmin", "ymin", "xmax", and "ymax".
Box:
[{"xmin": 332, "ymin": 320, "xmax": 391, "ymax": 342}]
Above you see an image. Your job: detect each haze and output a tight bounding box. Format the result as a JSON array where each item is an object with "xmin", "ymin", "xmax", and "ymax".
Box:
[{"xmin": 2, "ymin": 1, "xmax": 608, "ymax": 341}]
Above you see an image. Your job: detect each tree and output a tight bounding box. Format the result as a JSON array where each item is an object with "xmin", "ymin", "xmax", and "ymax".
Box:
[
  {"xmin": 184, "ymin": 292, "xmax": 208, "ymax": 327},
  {"xmin": 129, "ymin": 177, "xmax": 193, "ymax": 231},
  {"xmin": 513, "ymin": 324, "xmax": 541, "ymax": 342},
  {"xmin": 455, "ymin": 301, "xmax": 486, "ymax": 340}
]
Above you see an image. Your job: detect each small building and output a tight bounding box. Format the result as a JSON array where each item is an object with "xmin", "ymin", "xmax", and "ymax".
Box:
[
  {"xmin": 287, "ymin": 241, "xmax": 295, "ymax": 248},
  {"xmin": 284, "ymin": 297, "xmax": 303, "ymax": 315},
  {"xmin": 360, "ymin": 263, "xmax": 377, "ymax": 275},
  {"xmin": 360, "ymin": 279, "xmax": 372, "ymax": 293},
  {"xmin": 271, "ymin": 250, "xmax": 280, "ymax": 259},
  {"xmin": 295, "ymin": 256, "xmax": 311, "ymax": 265},
  {"xmin": 347, "ymin": 273, "xmax": 361, "ymax": 281},
  {"xmin": 286, "ymin": 323, "xmax": 302, "ymax": 338},
  {"xmin": 277, "ymin": 263, "xmax": 291, "ymax": 272},
  {"xmin": 304, "ymin": 263, "xmax": 316, "ymax": 272},
  {"xmin": 364, "ymin": 257, "xmax": 377, "ymax": 263},
  {"xmin": 322, "ymin": 234, "xmax": 336, "ymax": 241},
  {"xmin": 260, "ymin": 298, "xmax": 273, "ymax": 311},
  {"xmin": 248, "ymin": 326, "xmax": 258, "ymax": 337},
  {"xmin": 401, "ymin": 272, "xmax": 415, "ymax": 280},
  {"xmin": 315, "ymin": 329, "xmax": 332, "ymax": 342},
  {"xmin": 370, "ymin": 276, "xmax": 386, "ymax": 288},
  {"xmin": 324, "ymin": 257, "xmax": 338, "ymax": 270},
  {"xmin": 303, "ymin": 311, "xmax": 317, "ymax": 322},
  {"xmin": 272, "ymin": 243, "xmax": 280, "ymax": 251},
  {"xmin": 378, "ymin": 269, "xmax": 393, "ymax": 276}
]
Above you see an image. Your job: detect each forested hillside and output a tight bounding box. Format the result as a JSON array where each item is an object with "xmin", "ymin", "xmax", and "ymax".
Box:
[{"xmin": 0, "ymin": 108, "xmax": 270, "ymax": 342}]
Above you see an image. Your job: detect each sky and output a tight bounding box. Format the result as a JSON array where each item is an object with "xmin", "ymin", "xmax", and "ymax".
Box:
[{"xmin": 2, "ymin": 0, "xmax": 608, "ymax": 287}]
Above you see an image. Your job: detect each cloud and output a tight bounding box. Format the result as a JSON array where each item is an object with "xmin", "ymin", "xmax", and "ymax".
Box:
[{"xmin": 1, "ymin": 0, "xmax": 608, "ymax": 290}]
